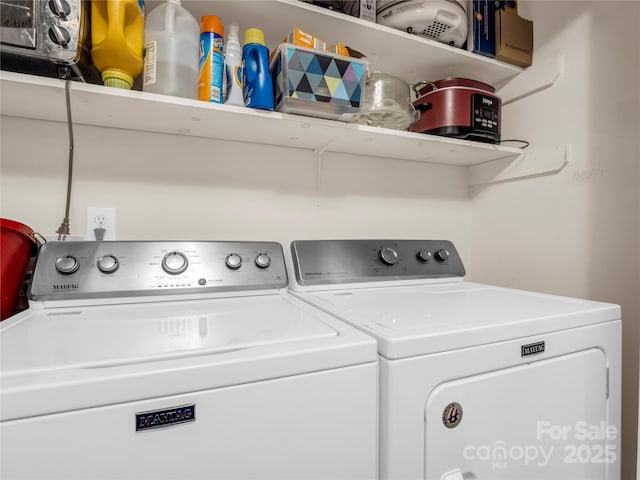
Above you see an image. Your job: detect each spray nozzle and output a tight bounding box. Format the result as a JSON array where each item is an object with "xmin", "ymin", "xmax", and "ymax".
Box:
[{"xmin": 228, "ymin": 22, "xmax": 240, "ymax": 42}]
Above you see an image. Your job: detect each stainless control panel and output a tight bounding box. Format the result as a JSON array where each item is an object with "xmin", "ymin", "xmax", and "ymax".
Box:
[
  {"xmin": 290, "ymin": 240, "xmax": 465, "ymax": 286},
  {"xmin": 30, "ymin": 241, "xmax": 287, "ymax": 301}
]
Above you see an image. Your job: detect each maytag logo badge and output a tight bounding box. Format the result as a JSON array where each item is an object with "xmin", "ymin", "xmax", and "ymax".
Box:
[
  {"xmin": 521, "ymin": 341, "xmax": 545, "ymax": 357},
  {"xmin": 136, "ymin": 404, "xmax": 195, "ymax": 432},
  {"xmin": 52, "ymin": 284, "xmax": 79, "ymax": 290}
]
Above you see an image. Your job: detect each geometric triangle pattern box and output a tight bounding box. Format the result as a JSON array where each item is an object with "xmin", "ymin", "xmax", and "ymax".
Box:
[{"xmin": 272, "ymin": 43, "xmax": 366, "ymax": 110}]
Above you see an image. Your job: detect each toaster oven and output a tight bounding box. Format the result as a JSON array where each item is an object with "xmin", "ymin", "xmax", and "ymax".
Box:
[{"xmin": 0, "ymin": 0, "xmax": 96, "ymax": 81}]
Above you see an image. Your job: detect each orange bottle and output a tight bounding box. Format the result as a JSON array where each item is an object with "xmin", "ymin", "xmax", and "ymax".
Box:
[
  {"xmin": 198, "ymin": 15, "xmax": 224, "ymax": 103},
  {"xmin": 91, "ymin": 0, "xmax": 145, "ymax": 89}
]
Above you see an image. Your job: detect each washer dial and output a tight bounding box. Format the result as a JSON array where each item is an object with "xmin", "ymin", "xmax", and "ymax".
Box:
[
  {"xmin": 255, "ymin": 253, "xmax": 271, "ymax": 269},
  {"xmin": 55, "ymin": 255, "xmax": 79, "ymax": 275},
  {"xmin": 162, "ymin": 251, "xmax": 189, "ymax": 275},
  {"xmin": 97, "ymin": 255, "xmax": 119, "ymax": 274},
  {"xmin": 225, "ymin": 253, "xmax": 243, "ymax": 270}
]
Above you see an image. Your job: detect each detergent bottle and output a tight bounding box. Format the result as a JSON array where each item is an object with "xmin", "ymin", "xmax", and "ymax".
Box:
[
  {"xmin": 143, "ymin": 0, "xmax": 199, "ymax": 99},
  {"xmin": 91, "ymin": 0, "xmax": 145, "ymax": 89},
  {"xmin": 242, "ymin": 28, "xmax": 273, "ymax": 111}
]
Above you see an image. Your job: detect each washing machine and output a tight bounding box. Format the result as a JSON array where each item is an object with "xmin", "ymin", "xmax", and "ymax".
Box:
[
  {"xmin": 0, "ymin": 240, "xmax": 378, "ymax": 479},
  {"xmin": 286, "ymin": 239, "xmax": 621, "ymax": 480}
]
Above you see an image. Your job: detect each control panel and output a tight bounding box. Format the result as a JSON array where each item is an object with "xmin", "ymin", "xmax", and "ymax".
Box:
[
  {"xmin": 30, "ymin": 241, "xmax": 287, "ymax": 301},
  {"xmin": 471, "ymin": 93, "xmax": 500, "ymax": 139},
  {"xmin": 290, "ymin": 240, "xmax": 465, "ymax": 286}
]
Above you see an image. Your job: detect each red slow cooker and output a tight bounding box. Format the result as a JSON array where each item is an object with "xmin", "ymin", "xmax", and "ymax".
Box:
[
  {"xmin": 0, "ymin": 218, "xmax": 38, "ymax": 320},
  {"xmin": 411, "ymin": 77, "xmax": 501, "ymax": 144}
]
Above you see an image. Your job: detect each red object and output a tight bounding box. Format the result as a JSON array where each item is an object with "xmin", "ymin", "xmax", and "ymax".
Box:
[
  {"xmin": 411, "ymin": 77, "xmax": 501, "ymax": 143},
  {"xmin": 1, "ymin": 219, "xmax": 37, "ymax": 320}
]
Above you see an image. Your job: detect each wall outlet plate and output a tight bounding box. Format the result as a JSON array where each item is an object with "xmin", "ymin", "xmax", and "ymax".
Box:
[{"xmin": 86, "ymin": 207, "xmax": 116, "ymax": 241}]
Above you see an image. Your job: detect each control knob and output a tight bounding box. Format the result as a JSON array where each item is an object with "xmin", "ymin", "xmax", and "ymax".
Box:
[
  {"xmin": 162, "ymin": 251, "xmax": 189, "ymax": 275},
  {"xmin": 255, "ymin": 253, "xmax": 271, "ymax": 269},
  {"xmin": 49, "ymin": 0, "xmax": 71, "ymax": 18},
  {"xmin": 225, "ymin": 253, "xmax": 243, "ymax": 270},
  {"xmin": 97, "ymin": 255, "xmax": 119, "ymax": 274},
  {"xmin": 379, "ymin": 247, "xmax": 399, "ymax": 266},
  {"xmin": 434, "ymin": 249, "xmax": 450, "ymax": 262},
  {"xmin": 48, "ymin": 25, "xmax": 71, "ymax": 47},
  {"xmin": 55, "ymin": 255, "xmax": 79, "ymax": 275},
  {"xmin": 417, "ymin": 249, "xmax": 432, "ymax": 263}
]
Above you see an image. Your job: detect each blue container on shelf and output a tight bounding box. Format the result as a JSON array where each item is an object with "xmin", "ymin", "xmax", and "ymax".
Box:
[{"xmin": 242, "ymin": 28, "xmax": 274, "ymax": 111}]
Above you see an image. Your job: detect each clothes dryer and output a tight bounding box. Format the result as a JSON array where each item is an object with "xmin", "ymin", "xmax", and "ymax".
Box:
[
  {"xmin": 1, "ymin": 241, "xmax": 378, "ymax": 479},
  {"xmin": 287, "ymin": 239, "xmax": 621, "ymax": 480}
]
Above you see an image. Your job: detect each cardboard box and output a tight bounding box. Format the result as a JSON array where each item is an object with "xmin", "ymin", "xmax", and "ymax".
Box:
[
  {"xmin": 467, "ymin": 0, "xmax": 497, "ymax": 58},
  {"xmin": 284, "ymin": 27, "xmax": 327, "ymax": 52},
  {"xmin": 326, "ymin": 43, "xmax": 350, "ymax": 56},
  {"xmin": 495, "ymin": 10, "xmax": 533, "ymax": 67}
]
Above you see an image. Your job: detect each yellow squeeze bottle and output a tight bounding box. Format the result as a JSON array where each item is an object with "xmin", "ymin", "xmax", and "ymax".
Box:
[{"xmin": 91, "ymin": 0, "xmax": 145, "ymax": 89}]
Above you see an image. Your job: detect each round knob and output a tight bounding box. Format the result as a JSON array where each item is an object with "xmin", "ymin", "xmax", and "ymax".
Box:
[
  {"xmin": 434, "ymin": 249, "xmax": 450, "ymax": 262},
  {"xmin": 49, "ymin": 0, "xmax": 71, "ymax": 18},
  {"xmin": 379, "ymin": 247, "xmax": 399, "ymax": 266},
  {"xmin": 97, "ymin": 255, "xmax": 119, "ymax": 274},
  {"xmin": 225, "ymin": 253, "xmax": 243, "ymax": 270},
  {"xmin": 48, "ymin": 25, "xmax": 71, "ymax": 47},
  {"xmin": 162, "ymin": 251, "xmax": 189, "ymax": 275},
  {"xmin": 55, "ymin": 255, "xmax": 79, "ymax": 275},
  {"xmin": 255, "ymin": 253, "xmax": 271, "ymax": 269},
  {"xmin": 417, "ymin": 249, "xmax": 432, "ymax": 263}
]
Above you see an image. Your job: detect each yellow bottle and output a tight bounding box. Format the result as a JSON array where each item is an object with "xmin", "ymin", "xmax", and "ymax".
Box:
[{"xmin": 91, "ymin": 0, "xmax": 145, "ymax": 89}]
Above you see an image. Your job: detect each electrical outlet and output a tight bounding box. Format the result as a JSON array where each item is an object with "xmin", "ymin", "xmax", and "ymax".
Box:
[{"xmin": 86, "ymin": 207, "xmax": 116, "ymax": 241}]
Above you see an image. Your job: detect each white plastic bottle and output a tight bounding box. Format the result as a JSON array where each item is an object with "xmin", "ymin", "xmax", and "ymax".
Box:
[
  {"xmin": 224, "ymin": 22, "xmax": 244, "ymax": 106},
  {"xmin": 143, "ymin": 0, "xmax": 199, "ymax": 99}
]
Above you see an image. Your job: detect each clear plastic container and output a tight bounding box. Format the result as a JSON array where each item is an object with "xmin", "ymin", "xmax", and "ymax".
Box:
[
  {"xmin": 355, "ymin": 71, "xmax": 419, "ymax": 130},
  {"xmin": 142, "ymin": 0, "xmax": 199, "ymax": 99},
  {"xmin": 270, "ymin": 43, "xmax": 367, "ymax": 121},
  {"xmin": 91, "ymin": 0, "xmax": 145, "ymax": 89}
]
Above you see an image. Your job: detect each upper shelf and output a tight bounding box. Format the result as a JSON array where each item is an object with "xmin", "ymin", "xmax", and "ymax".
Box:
[
  {"xmin": 148, "ymin": 0, "xmax": 523, "ymax": 86},
  {"xmin": 0, "ymin": 71, "xmax": 522, "ymax": 167}
]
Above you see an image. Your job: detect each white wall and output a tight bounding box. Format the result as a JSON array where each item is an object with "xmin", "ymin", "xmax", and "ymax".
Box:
[
  {"xmin": 469, "ymin": 2, "xmax": 640, "ymax": 478},
  {"xmin": 0, "ymin": 117, "xmax": 471, "ymax": 250}
]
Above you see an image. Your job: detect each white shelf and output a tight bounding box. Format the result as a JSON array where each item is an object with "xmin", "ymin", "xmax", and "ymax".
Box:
[
  {"xmin": 0, "ymin": 71, "xmax": 523, "ymax": 168},
  {"xmin": 159, "ymin": 0, "xmax": 523, "ymax": 86}
]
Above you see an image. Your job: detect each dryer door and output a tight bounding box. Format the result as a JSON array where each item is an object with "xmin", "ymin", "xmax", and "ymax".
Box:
[{"xmin": 425, "ymin": 349, "xmax": 612, "ymax": 480}]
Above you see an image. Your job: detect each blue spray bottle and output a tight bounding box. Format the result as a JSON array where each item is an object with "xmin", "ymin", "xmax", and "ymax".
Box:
[{"xmin": 242, "ymin": 28, "xmax": 274, "ymax": 111}]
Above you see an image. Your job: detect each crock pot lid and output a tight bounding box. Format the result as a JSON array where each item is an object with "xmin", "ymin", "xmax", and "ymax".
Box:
[{"xmin": 415, "ymin": 77, "xmax": 496, "ymax": 96}]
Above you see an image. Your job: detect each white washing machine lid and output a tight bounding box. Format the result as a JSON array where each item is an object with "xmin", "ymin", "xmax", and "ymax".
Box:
[
  {"xmin": 0, "ymin": 293, "xmax": 377, "ymax": 420},
  {"xmin": 292, "ymin": 281, "xmax": 621, "ymax": 359}
]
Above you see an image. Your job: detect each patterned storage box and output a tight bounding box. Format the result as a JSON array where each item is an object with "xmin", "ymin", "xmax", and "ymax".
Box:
[{"xmin": 270, "ymin": 43, "xmax": 367, "ymax": 121}]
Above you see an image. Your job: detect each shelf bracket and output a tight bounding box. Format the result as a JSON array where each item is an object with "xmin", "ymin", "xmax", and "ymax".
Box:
[
  {"xmin": 467, "ymin": 144, "xmax": 570, "ymax": 187},
  {"xmin": 498, "ymin": 56, "xmax": 563, "ymax": 106},
  {"xmin": 314, "ymin": 139, "xmax": 335, "ymax": 201}
]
